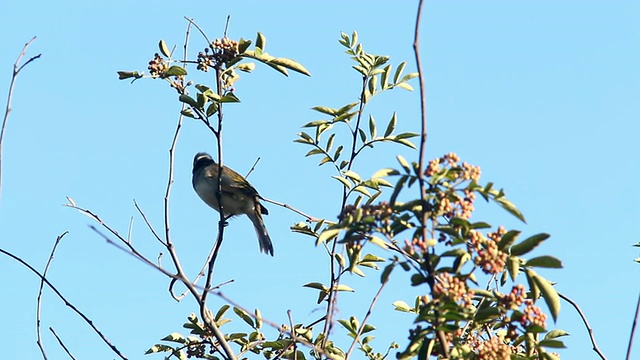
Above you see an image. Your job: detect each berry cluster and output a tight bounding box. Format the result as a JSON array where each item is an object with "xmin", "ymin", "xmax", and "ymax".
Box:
[
  {"xmin": 197, "ymin": 37, "xmax": 239, "ymax": 71},
  {"xmin": 432, "ymin": 273, "xmax": 473, "ymax": 307},
  {"xmin": 468, "ymin": 227, "xmax": 508, "ymax": 275},
  {"xmin": 148, "ymin": 53, "xmax": 169, "ymax": 78},
  {"xmin": 475, "ymin": 336, "xmax": 512, "ymax": 360}
]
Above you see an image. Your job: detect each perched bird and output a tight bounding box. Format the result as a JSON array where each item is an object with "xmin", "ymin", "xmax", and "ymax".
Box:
[{"xmin": 192, "ymin": 152, "xmax": 273, "ymax": 256}]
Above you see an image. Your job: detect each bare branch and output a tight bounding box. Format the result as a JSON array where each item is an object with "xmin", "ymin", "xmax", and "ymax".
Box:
[
  {"xmin": 134, "ymin": 200, "xmax": 165, "ymax": 245},
  {"xmin": 36, "ymin": 231, "xmax": 69, "ymax": 360},
  {"xmin": 559, "ymin": 292, "xmax": 607, "ymax": 360},
  {"xmin": 0, "ymin": 247, "xmax": 127, "ymax": 359},
  {"xmin": 0, "ymin": 36, "xmax": 41, "ymax": 201},
  {"xmin": 345, "ymin": 278, "xmax": 388, "ymax": 358},
  {"xmin": 261, "ymin": 196, "xmax": 321, "ymax": 222},
  {"xmin": 49, "ymin": 327, "xmax": 77, "ymax": 360},
  {"xmin": 627, "ymin": 291, "xmax": 640, "ymax": 360}
]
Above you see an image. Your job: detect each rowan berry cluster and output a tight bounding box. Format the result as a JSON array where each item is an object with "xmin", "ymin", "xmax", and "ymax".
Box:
[
  {"xmin": 475, "ymin": 336, "xmax": 512, "ymax": 360},
  {"xmin": 148, "ymin": 53, "xmax": 169, "ymax": 78},
  {"xmin": 521, "ymin": 300, "xmax": 547, "ymax": 328},
  {"xmin": 433, "ymin": 273, "xmax": 473, "ymax": 307},
  {"xmin": 197, "ymin": 37, "xmax": 239, "ymax": 71},
  {"xmin": 501, "ymin": 284, "xmax": 527, "ymax": 310},
  {"xmin": 467, "ymin": 228, "xmax": 508, "ymax": 274}
]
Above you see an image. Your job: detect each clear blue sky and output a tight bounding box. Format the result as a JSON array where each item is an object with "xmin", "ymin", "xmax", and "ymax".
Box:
[{"xmin": 0, "ymin": 1, "xmax": 638, "ymax": 359}]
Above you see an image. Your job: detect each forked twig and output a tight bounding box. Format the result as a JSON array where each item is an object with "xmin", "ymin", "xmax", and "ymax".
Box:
[
  {"xmin": 36, "ymin": 231, "xmax": 69, "ymax": 360},
  {"xmin": 0, "ymin": 248, "xmax": 127, "ymax": 359},
  {"xmin": 0, "ymin": 36, "xmax": 41, "ymax": 200}
]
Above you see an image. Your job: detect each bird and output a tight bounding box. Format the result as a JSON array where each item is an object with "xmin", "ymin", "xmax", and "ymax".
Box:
[{"xmin": 192, "ymin": 152, "xmax": 274, "ymax": 256}]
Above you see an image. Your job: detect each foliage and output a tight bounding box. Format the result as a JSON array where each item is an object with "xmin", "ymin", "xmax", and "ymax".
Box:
[{"xmin": 117, "ymin": 24, "xmax": 565, "ymax": 360}]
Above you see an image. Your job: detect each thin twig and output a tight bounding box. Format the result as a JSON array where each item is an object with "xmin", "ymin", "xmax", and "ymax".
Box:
[
  {"xmin": 184, "ymin": 17, "xmax": 211, "ymax": 46},
  {"xmin": 134, "ymin": 200, "xmax": 164, "ymax": 245},
  {"xmin": 345, "ymin": 279, "xmax": 389, "ymax": 359},
  {"xmin": 287, "ymin": 310, "xmax": 298, "ymax": 360},
  {"xmin": 245, "ymin": 157, "xmax": 260, "ymax": 179},
  {"xmin": 36, "ymin": 231, "xmax": 69, "ymax": 360},
  {"xmin": 223, "ymin": 16, "xmax": 231, "ymax": 38},
  {"xmin": 0, "ymin": 36, "xmax": 41, "ymax": 201},
  {"xmin": 261, "ymin": 197, "xmax": 321, "ymax": 222},
  {"xmin": 627, "ymin": 291, "xmax": 640, "ymax": 360},
  {"xmin": 0, "ymin": 248, "xmax": 127, "ymax": 359},
  {"xmin": 558, "ymin": 292, "xmax": 607, "ymax": 360},
  {"xmin": 49, "ymin": 327, "xmax": 77, "ymax": 360}
]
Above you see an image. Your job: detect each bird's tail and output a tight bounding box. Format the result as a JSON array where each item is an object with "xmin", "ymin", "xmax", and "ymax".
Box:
[{"xmin": 248, "ymin": 206, "xmax": 273, "ymax": 256}]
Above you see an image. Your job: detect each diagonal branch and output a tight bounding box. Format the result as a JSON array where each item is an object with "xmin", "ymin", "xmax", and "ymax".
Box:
[
  {"xmin": 0, "ymin": 247, "xmax": 127, "ymax": 359},
  {"xmin": 558, "ymin": 292, "xmax": 607, "ymax": 360}
]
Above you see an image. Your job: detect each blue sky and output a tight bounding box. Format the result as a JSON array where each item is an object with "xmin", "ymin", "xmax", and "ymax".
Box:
[{"xmin": 0, "ymin": 1, "xmax": 638, "ymax": 359}]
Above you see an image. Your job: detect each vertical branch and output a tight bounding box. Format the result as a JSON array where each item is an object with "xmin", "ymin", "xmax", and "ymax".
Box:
[
  {"xmin": 36, "ymin": 231, "xmax": 68, "ymax": 360},
  {"xmin": 0, "ymin": 37, "xmax": 41, "ymax": 201},
  {"xmin": 627, "ymin": 291, "xmax": 640, "ymax": 360},
  {"xmin": 412, "ymin": 0, "xmax": 450, "ymax": 356},
  {"xmin": 164, "ymin": 22, "xmax": 192, "ymax": 247}
]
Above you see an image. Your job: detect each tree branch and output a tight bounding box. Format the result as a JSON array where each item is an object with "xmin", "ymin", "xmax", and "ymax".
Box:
[
  {"xmin": 0, "ymin": 36, "xmax": 41, "ymax": 201},
  {"xmin": 558, "ymin": 291, "xmax": 607, "ymax": 360},
  {"xmin": 0, "ymin": 247, "xmax": 127, "ymax": 359},
  {"xmin": 36, "ymin": 231, "xmax": 68, "ymax": 360}
]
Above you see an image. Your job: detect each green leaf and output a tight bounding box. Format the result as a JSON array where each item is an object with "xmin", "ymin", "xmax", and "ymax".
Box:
[
  {"xmin": 238, "ymin": 38, "xmax": 251, "ymax": 53},
  {"xmin": 332, "ymin": 175, "xmax": 352, "ymax": 189},
  {"xmin": 538, "ymin": 339, "xmax": 566, "ymax": 349},
  {"xmin": 511, "ymin": 233, "xmax": 550, "ymax": 256},
  {"xmin": 162, "ymin": 332, "xmax": 188, "ymax": 344},
  {"xmin": 525, "ymin": 256, "xmax": 563, "ymax": 268},
  {"xmin": 145, "ymin": 344, "xmax": 176, "ymax": 354},
  {"xmin": 498, "ymin": 230, "xmax": 521, "ymax": 250},
  {"xmin": 116, "ymin": 71, "xmax": 141, "ymax": 80},
  {"xmin": 235, "ymin": 62, "xmax": 255, "ymax": 72},
  {"xmin": 178, "ymin": 95, "xmax": 197, "ymax": 107},
  {"xmin": 381, "ymin": 64, "xmax": 391, "ymax": 89},
  {"xmin": 397, "ymin": 155, "xmax": 411, "ymax": 173},
  {"xmin": 326, "ymin": 133, "xmax": 335, "ymax": 153},
  {"xmin": 256, "ymin": 32, "xmax": 266, "ymax": 50},
  {"xmin": 233, "ymin": 307, "xmax": 255, "ymax": 328},
  {"xmin": 393, "ymin": 138, "xmax": 417, "ymax": 149},
  {"xmin": 267, "ymin": 57, "xmax": 311, "ymax": 76},
  {"xmin": 336, "ymin": 284, "xmax": 355, "ymax": 292},
  {"xmin": 311, "ymin": 106, "xmax": 337, "ymax": 116},
  {"xmin": 215, "ymin": 305, "xmax": 230, "ymax": 321},
  {"xmin": 158, "ymin": 40, "xmax": 171, "ymax": 57},
  {"xmin": 545, "ymin": 330, "xmax": 570, "ymax": 339},
  {"xmin": 344, "ymin": 170, "xmax": 361, "ymax": 182},
  {"xmin": 393, "ymin": 62, "xmax": 406, "ymax": 83},
  {"xmin": 384, "ymin": 112, "xmax": 397, "ymax": 137},
  {"xmin": 395, "ymin": 82, "xmax": 414, "ymax": 91},
  {"xmin": 351, "ymin": 31, "xmax": 358, "ymax": 47},
  {"xmin": 392, "ymin": 300, "xmax": 414, "ymax": 313},
  {"xmin": 533, "ymin": 274, "xmax": 560, "ymax": 322},
  {"xmin": 303, "ymin": 282, "xmax": 327, "ymax": 290},
  {"xmin": 165, "ymin": 66, "xmax": 187, "ymax": 77},
  {"xmin": 507, "ymin": 256, "xmax": 520, "ymax": 281},
  {"xmin": 220, "ymin": 93, "xmax": 241, "ymax": 103},
  {"xmin": 317, "ymin": 228, "xmax": 341, "ymax": 245},
  {"xmin": 401, "ymin": 72, "xmax": 419, "ymax": 82},
  {"xmin": 525, "ymin": 269, "xmax": 540, "ymax": 301},
  {"xmin": 497, "ymin": 197, "xmax": 526, "ymax": 223},
  {"xmin": 362, "ymin": 324, "xmax": 376, "ymax": 333},
  {"xmin": 369, "ymin": 114, "xmax": 377, "ymax": 139},
  {"xmin": 368, "ymin": 235, "xmax": 388, "ymax": 250}
]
